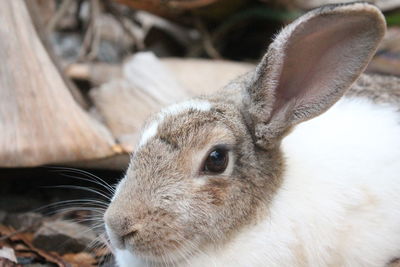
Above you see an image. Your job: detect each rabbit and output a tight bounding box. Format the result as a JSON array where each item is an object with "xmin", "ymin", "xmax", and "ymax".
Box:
[{"xmin": 104, "ymin": 2, "xmax": 400, "ymax": 267}]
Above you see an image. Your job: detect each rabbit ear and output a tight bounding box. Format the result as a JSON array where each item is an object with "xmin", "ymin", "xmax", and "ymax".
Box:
[{"xmin": 245, "ymin": 3, "xmax": 386, "ymax": 149}]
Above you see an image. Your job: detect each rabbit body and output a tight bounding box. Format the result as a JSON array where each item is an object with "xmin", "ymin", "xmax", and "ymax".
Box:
[
  {"xmin": 105, "ymin": 3, "xmax": 400, "ymax": 267},
  {"xmin": 115, "ymin": 96, "xmax": 400, "ymax": 267}
]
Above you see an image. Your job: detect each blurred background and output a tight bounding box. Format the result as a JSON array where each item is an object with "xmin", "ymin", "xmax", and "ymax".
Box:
[{"xmin": 0, "ymin": 0, "xmax": 399, "ymax": 266}]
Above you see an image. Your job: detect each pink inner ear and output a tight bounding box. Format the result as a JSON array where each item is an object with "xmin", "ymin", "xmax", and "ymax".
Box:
[{"xmin": 274, "ymin": 14, "xmax": 377, "ymax": 112}]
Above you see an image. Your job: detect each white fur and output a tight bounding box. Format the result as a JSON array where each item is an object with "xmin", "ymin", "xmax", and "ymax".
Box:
[
  {"xmin": 117, "ymin": 97, "xmax": 400, "ymax": 266},
  {"xmin": 112, "ymin": 179, "xmax": 125, "ymax": 202},
  {"xmin": 138, "ymin": 121, "xmax": 159, "ymax": 148},
  {"xmin": 138, "ymin": 100, "xmax": 212, "ymax": 148}
]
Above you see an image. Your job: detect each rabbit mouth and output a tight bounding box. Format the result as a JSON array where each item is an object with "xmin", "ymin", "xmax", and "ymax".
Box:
[{"xmin": 123, "ymin": 234, "xmax": 198, "ymax": 264}]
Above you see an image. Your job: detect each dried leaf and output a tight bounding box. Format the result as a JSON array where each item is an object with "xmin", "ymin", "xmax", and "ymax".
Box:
[
  {"xmin": 93, "ymin": 246, "xmax": 112, "ymax": 258},
  {"xmin": 62, "ymin": 252, "xmax": 97, "ymax": 267},
  {"xmin": 0, "ymin": 224, "xmax": 67, "ymax": 267},
  {"xmin": 0, "ymin": 225, "xmax": 14, "ymax": 236},
  {"xmin": 0, "ymin": 246, "xmax": 17, "ymax": 263}
]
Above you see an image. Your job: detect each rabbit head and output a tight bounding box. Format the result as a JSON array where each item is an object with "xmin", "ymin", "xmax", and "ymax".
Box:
[{"xmin": 104, "ymin": 2, "xmax": 385, "ymax": 265}]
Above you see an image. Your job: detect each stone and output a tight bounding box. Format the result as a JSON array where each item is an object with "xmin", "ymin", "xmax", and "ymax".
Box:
[
  {"xmin": 32, "ymin": 220, "xmax": 97, "ymax": 255},
  {"xmin": 3, "ymin": 212, "xmax": 42, "ymax": 231}
]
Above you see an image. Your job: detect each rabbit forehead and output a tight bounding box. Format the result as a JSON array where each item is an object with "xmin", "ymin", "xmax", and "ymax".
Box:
[
  {"xmin": 138, "ymin": 99, "xmax": 212, "ymax": 148},
  {"xmin": 136, "ymin": 107, "xmax": 243, "ymax": 162},
  {"xmin": 126, "ymin": 101, "xmax": 246, "ymax": 187},
  {"xmin": 137, "ymin": 97, "xmax": 246, "ymax": 150},
  {"xmin": 131, "ymin": 125, "xmax": 237, "ymax": 180}
]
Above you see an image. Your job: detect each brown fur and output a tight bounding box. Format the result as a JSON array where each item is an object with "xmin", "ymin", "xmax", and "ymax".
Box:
[
  {"xmin": 104, "ymin": 3, "xmax": 387, "ymax": 266},
  {"xmin": 347, "ymin": 73, "xmax": 400, "ymax": 108}
]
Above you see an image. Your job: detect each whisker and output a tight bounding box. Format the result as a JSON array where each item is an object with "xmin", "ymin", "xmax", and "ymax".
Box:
[
  {"xmin": 41, "ymin": 185, "xmax": 112, "ymax": 201},
  {"xmin": 36, "ymin": 199, "xmax": 109, "ymax": 213},
  {"xmin": 45, "ymin": 166, "xmax": 116, "ymax": 194},
  {"xmin": 55, "ymin": 172, "xmax": 116, "ymax": 195}
]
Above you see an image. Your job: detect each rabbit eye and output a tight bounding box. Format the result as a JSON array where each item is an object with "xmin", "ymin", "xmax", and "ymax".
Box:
[{"xmin": 203, "ymin": 147, "xmax": 229, "ymax": 174}]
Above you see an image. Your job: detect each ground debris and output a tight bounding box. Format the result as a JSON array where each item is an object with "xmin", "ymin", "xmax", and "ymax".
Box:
[{"xmin": 0, "ymin": 210, "xmax": 111, "ymax": 267}]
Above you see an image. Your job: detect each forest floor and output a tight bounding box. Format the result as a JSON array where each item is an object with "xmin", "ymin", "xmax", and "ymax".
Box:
[{"xmin": 0, "ymin": 168, "xmax": 120, "ymax": 267}]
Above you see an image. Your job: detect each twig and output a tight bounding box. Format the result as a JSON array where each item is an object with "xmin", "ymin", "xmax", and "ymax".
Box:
[
  {"xmin": 193, "ymin": 16, "xmax": 222, "ymax": 59},
  {"xmin": 168, "ymin": 0, "xmax": 219, "ymax": 9},
  {"xmin": 78, "ymin": 0, "xmax": 102, "ymax": 61},
  {"xmin": 102, "ymin": 0, "xmax": 145, "ymax": 50},
  {"xmin": 46, "ymin": 0, "xmax": 74, "ymax": 34},
  {"xmin": 134, "ymin": 10, "xmax": 198, "ymax": 47},
  {"xmin": 87, "ymin": 0, "xmax": 102, "ymax": 60},
  {"xmin": 103, "ymin": 1, "xmax": 198, "ymax": 51},
  {"xmin": 78, "ymin": 22, "xmax": 93, "ymax": 60}
]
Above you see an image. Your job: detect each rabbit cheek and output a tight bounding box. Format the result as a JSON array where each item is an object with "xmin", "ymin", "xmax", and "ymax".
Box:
[{"xmin": 197, "ymin": 178, "xmax": 230, "ymax": 206}]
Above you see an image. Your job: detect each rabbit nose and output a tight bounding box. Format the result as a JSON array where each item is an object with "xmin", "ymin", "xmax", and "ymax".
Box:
[
  {"xmin": 104, "ymin": 209, "xmax": 141, "ymax": 246},
  {"xmin": 107, "ymin": 215, "xmax": 134, "ymax": 236}
]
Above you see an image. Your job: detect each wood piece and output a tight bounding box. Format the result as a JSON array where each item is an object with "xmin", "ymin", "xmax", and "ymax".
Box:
[
  {"xmin": 30, "ymin": 0, "xmax": 56, "ymax": 26},
  {"xmin": 65, "ymin": 63, "xmax": 123, "ymax": 86},
  {"xmin": 162, "ymin": 58, "xmax": 254, "ymax": 95},
  {"xmin": 64, "ymin": 153, "xmax": 130, "ymax": 170},
  {"xmin": 0, "ymin": 0, "xmax": 117, "ymax": 167},
  {"xmin": 67, "ymin": 58, "xmax": 254, "ymax": 91},
  {"xmin": 114, "ymin": 0, "xmax": 221, "ymax": 17},
  {"xmin": 26, "ymin": 0, "xmax": 90, "ymax": 109}
]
